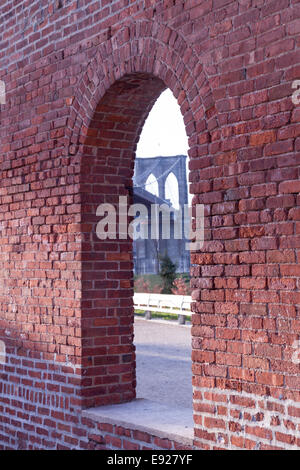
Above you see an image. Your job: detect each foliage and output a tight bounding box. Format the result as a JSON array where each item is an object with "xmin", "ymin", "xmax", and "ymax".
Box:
[
  {"xmin": 171, "ymin": 276, "xmax": 191, "ymax": 295},
  {"xmin": 135, "ymin": 276, "xmax": 162, "ymax": 293},
  {"xmin": 159, "ymin": 253, "xmax": 177, "ymax": 294}
]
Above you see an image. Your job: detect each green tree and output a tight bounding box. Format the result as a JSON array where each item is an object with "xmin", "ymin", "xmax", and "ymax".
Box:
[{"xmin": 159, "ymin": 253, "xmax": 177, "ymax": 294}]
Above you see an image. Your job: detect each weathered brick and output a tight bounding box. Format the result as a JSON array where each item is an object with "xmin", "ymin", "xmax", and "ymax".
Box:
[{"xmin": 0, "ymin": 0, "xmax": 299, "ymax": 453}]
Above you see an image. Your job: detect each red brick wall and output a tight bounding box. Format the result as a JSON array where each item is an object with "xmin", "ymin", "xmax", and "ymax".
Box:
[{"xmin": 0, "ymin": 0, "xmax": 300, "ymax": 450}]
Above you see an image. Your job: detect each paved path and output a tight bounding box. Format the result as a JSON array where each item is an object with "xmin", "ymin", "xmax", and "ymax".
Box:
[{"xmin": 134, "ymin": 318, "xmax": 193, "ymax": 409}]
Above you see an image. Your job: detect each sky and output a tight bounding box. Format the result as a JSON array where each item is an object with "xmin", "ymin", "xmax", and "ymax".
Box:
[
  {"xmin": 136, "ymin": 89, "xmax": 189, "ymax": 158},
  {"xmin": 136, "ymin": 89, "xmax": 190, "ymax": 207}
]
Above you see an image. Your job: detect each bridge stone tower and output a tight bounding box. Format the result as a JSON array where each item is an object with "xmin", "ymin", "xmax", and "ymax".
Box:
[
  {"xmin": 133, "ymin": 155, "xmax": 190, "ymax": 274},
  {"xmin": 134, "ymin": 155, "xmax": 188, "ymax": 210}
]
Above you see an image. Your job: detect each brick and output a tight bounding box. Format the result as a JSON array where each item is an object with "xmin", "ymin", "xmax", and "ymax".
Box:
[
  {"xmin": 245, "ymin": 425, "xmax": 272, "ymax": 441},
  {"xmin": 250, "ymin": 130, "xmax": 276, "ymax": 146},
  {"xmin": 280, "ymin": 180, "xmax": 300, "ymax": 194},
  {"xmin": 256, "ymin": 372, "xmax": 284, "ymax": 386}
]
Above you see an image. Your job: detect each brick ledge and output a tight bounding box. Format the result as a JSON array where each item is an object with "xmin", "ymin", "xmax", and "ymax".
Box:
[{"xmin": 82, "ymin": 398, "xmax": 194, "ymax": 447}]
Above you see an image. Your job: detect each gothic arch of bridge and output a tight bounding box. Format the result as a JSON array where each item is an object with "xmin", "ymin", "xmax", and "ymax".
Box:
[{"xmin": 134, "ymin": 155, "xmax": 187, "ymax": 209}]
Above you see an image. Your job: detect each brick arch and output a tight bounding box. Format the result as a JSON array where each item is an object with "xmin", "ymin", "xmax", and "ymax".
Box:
[
  {"xmin": 72, "ymin": 20, "xmax": 219, "ymax": 409},
  {"xmin": 67, "ymin": 19, "xmax": 218, "ymax": 158}
]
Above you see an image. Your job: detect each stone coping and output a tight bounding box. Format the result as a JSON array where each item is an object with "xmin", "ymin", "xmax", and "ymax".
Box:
[{"xmin": 82, "ymin": 398, "xmax": 194, "ymax": 447}]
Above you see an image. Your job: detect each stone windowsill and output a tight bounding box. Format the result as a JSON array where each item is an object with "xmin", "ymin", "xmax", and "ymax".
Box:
[{"xmin": 82, "ymin": 398, "xmax": 194, "ymax": 447}]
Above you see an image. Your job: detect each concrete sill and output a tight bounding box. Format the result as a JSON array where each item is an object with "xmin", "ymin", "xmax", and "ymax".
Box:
[{"xmin": 82, "ymin": 398, "xmax": 194, "ymax": 447}]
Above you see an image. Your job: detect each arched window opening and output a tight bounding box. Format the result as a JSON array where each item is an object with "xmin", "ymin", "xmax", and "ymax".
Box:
[
  {"xmin": 145, "ymin": 174, "xmax": 159, "ymax": 197},
  {"xmin": 165, "ymin": 172, "xmax": 179, "ymax": 210},
  {"xmin": 80, "ymin": 73, "xmax": 192, "ymax": 420}
]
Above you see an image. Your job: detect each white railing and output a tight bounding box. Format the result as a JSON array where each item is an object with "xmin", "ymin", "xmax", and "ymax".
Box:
[{"xmin": 133, "ymin": 293, "xmax": 192, "ymax": 325}]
